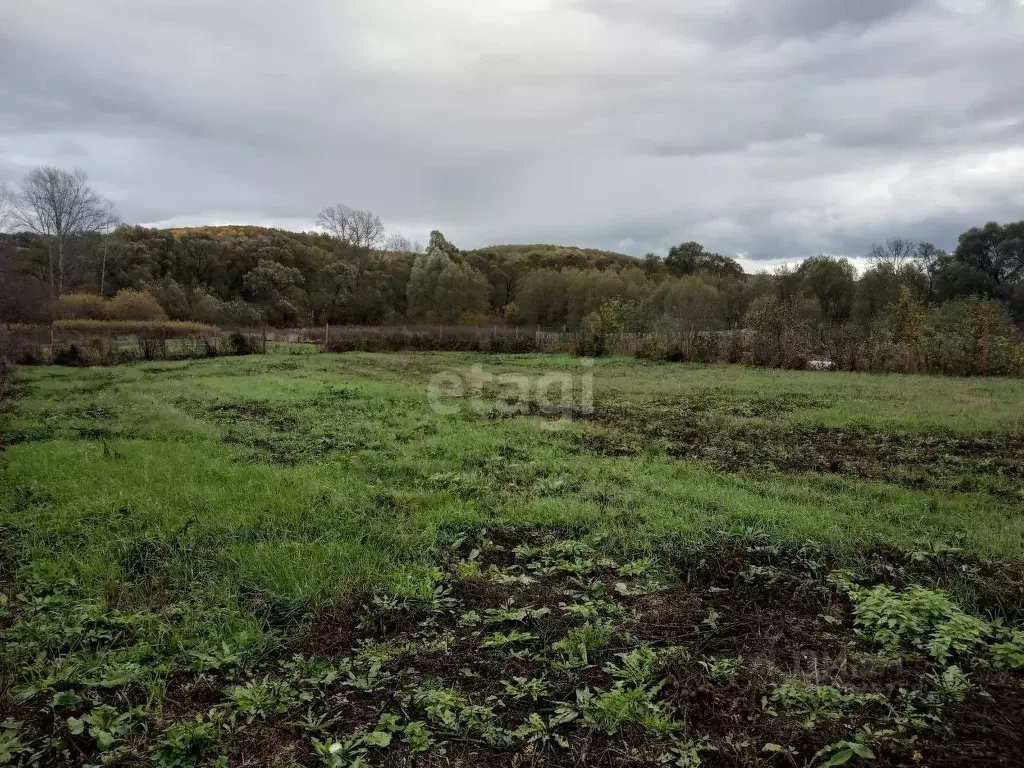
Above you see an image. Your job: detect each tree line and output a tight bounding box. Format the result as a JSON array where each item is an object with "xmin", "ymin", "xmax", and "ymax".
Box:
[{"xmin": 1, "ymin": 166, "xmax": 1022, "ymax": 351}]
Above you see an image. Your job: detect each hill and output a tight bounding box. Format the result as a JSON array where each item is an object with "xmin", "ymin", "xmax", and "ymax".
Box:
[{"xmin": 468, "ymin": 243, "xmax": 637, "ymax": 271}]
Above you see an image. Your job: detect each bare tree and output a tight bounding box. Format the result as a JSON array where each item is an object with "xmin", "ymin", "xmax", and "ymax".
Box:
[
  {"xmin": 913, "ymin": 241, "xmax": 946, "ymax": 296},
  {"xmin": 316, "ymin": 204, "xmax": 386, "ymax": 250},
  {"xmin": 868, "ymin": 237, "xmax": 918, "ymax": 273},
  {"xmin": 350, "ymin": 208, "xmax": 385, "ymax": 250},
  {"xmin": 96, "ymin": 200, "xmax": 122, "ymax": 296},
  {"xmin": 316, "ymin": 204, "xmax": 355, "ymax": 243},
  {"xmin": 13, "ymin": 166, "xmax": 111, "ymax": 295},
  {"xmin": 0, "ymin": 182, "xmax": 14, "ymax": 232},
  {"xmin": 384, "ymin": 232, "xmax": 414, "ymax": 252}
]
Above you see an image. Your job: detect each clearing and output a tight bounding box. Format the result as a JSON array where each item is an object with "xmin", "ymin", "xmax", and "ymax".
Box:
[{"xmin": 1, "ymin": 351, "xmax": 1023, "ymax": 767}]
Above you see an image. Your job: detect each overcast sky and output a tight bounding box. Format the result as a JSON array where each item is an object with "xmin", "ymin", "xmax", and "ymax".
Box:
[{"xmin": 2, "ymin": 0, "xmax": 1023, "ymax": 271}]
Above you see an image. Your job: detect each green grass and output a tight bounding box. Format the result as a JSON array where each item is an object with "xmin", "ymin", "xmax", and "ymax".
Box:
[
  {"xmin": 2, "ymin": 352, "xmax": 1023, "ymax": 766},
  {"xmin": 3, "ymin": 352, "xmax": 1023, "ymax": 612}
]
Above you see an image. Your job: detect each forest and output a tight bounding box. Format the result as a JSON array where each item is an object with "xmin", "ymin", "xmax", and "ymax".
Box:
[{"xmin": 1, "ymin": 166, "xmax": 1023, "ymax": 374}]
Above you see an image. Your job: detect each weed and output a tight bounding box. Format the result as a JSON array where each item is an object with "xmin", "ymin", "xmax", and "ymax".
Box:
[
  {"xmin": 481, "ymin": 630, "xmax": 538, "ymax": 648},
  {"xmin": 514, "ymin": 710, "xmax": 577, "ymax": 750},
  {"xmin": 576, "ymin": 685, "xmax": 673, "ymax": 736},
  {"xmin": 0, "ymin": 725, "xmax": 27, "ymax": 765},
  {"xmin": 152, "ymin": 719, "xmax": 218, "ymax": 768},
  {"xmin": 605, "ymin": 647, "xmax": 660, "ymax": 688},
  {"xmin": 697, "ymin": 656, "xmax": 743, "ymax": 683},
  {"xmin": 225, "ymin": 678, "xmax": 296, "ymax": 724},
  {"xmin": 552, "ymin": 621, "xmax": 614, "ymax": 667},
  {"xmin": 67, "ymin": 705, "xmax": 144, "ymax": 753},
  {"xmin": 503, "ymin": 676, "xmax": 553, "ymax": 701},
  {"xmin": 844, "ymin": 583, "xmax": 991, "ymax": 663},
  {"xmin": 812, "ymin": 740, "xmax": 875, "ymax": 767},
  {"xmin": 658, "ymin": 738, "xmax": 718, "ymax": 767},
  {"xmin": 400, "ymin": 721, "xmax": 434, "ymax": 754},
  {"xmin": 767, "ymin": 680, "xmax": 886, "ymax": 727}
]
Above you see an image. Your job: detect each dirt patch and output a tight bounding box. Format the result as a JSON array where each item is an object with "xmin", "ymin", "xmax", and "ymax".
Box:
[
  {"xmin": 177, "ymin": 396, "xmax": 368, "ymax": 464},
  {"xmin": 271, "ymin": 532, "xmax": 1024, "ymax": 768},
  {"xmin": 574, "ymin": 399, "xmax": 1024, "ymax": 499},
  {"xmin": 5, "ymin": 530, "xmax": 1024, "ymax": 767}
]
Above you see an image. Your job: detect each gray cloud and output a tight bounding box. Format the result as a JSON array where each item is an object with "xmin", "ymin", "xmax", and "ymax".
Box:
[
  {"xmin": 1, "ymin": 0, "xmax": 1023, "ymax": 263},
  {"xmin": 577, "ymin": 0, "xmax": 931, "ymax": 43}
]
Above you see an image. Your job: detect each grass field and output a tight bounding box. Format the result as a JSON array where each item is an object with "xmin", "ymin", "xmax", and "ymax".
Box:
[{"xmin": 2, "ymin": 352, "xmax": 1023, "ymax": 766}]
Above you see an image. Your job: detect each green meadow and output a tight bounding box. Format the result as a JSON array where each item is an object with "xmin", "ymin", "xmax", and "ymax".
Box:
[{"xmin": 2, "ymin": 351, "xmax": 1023, "ymax": 766}]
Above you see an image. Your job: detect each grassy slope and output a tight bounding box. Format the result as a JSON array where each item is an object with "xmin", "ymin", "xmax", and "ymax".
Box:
[{"xmin": 2, "ymin": 352, "xmax": 1023, "ymax": 613}]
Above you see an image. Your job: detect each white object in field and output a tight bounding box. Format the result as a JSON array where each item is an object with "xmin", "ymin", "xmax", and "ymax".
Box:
[{"xmin": 807, "ymin": 359, "xmax": 835, "ymax": 371}]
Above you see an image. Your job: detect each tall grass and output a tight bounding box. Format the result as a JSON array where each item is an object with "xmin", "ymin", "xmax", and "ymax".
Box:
[
  {"xmin": 0, "ymin": 322, "xmax": 266, "ymax": 366},
  {"xmin": 322, "ymin": 324, "xmax": 564, "ymax": 354},
  {"xmin": 633, "ymin": 328, "xmax": 1024, "ymax": 377}
]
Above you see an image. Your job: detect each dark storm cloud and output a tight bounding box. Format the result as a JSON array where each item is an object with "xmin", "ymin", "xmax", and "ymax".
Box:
[{"xmin": 1, "ymin": 0, "xmax": 1023, "ymax": 263}]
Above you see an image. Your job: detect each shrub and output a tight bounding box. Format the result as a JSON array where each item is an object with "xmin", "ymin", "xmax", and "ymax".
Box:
[
  {"xmin": 106, "ymin": 290, "xmax": 168, "ymax": 322},
  {"xmin": 228, "ymin": 332, "xmax": 262, "ymax": 355},
  {"xmin": 53, "ymin": 319, "xmax": 217, "ymax": 335},
  {"xmin": 190, "ymin": 290, "xmax": 226, "ymax": 325},
  {"xmin": 221, "ymin": 300, "xmax": 264, "ymax": 327},
  {"xmin": 52, "ymin": 343, "xmax": 90, "ymax": 367},
  {"xmin": 574, "ymin": 309, "xmax": 613, "ymax": 357},
  {"xmin": 50, "ymin": 293, "xmax": 107, "ymax": 321},
  {"xmin": 458, "ymin": 312, "xmax": 495, "ymax": 327},
  {"xmin": 743, "ymin": 295, "xmax": 818, "ymax": 369}
]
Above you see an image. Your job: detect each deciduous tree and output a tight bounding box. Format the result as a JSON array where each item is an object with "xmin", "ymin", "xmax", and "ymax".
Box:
[
  {"xmin": 868, "ymin": 237, "xmax": 918, "ymax": 273},
  {"xmin": 0, "ymin": 182, "xmax": 14, "ymax": 232},
  {"xmin": 664, "ymin": 241, "xmax": 743, "ymax": 279},
  {"xmin": 13, "ymin": 166, "xmax": 113, "ymax": 295},
  {"xmin": 317, "ymin": 204, "xmax": 386, "ymax": 250}
]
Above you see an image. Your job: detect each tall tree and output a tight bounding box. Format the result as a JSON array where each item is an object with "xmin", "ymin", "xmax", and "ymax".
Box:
[
  {"xmin": 13, "ymin": 166, "xmax": 112, "ymax": 295},
  {"xmin": 406, "ymin": 231, "xmax": 488, "ymax": 322},
  {"xmin": 95, "ymin": 200, "xmax": 121, "ymax": 296},
  {"xmin": 795, "ymin": 255, "xmax": 856, "ymax": 322},
  {"xmin": 952, "ymin": 221, "xmax": 1024, "ymax": 288},
  {"xmin": 0, "ymin": 182, "xmax": 14, "ymax": 232},
  {"xmin": 868, "ymin": 237, "xmax": 918, "ymax": 273},
  {"xmin": 665, "ymin": 241, "xmax": 743, "ymax": 279},
  {"xmin": 384, "ymin": 232, "xmax": 414, "ymax": 252},
  {"xmin": 317, "ymin": 204, "xmax": 386, "ymax": 250},
  {"xmin": 913, "ymin": 241, "xmax": 947, "ymax": 298}
]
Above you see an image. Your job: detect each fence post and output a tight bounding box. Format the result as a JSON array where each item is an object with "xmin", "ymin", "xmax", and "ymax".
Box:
[{"xmin": 325, "ymin": 323, "xmax": 330, "ymax": 349}]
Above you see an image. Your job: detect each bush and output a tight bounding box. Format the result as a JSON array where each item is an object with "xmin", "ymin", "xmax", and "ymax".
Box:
[
  {"xmin": 52, "ymin": 343, "xmax": 91, "ymax": 367},
  {"xmin": 53, "ymin": 319, "xmax": 217, "ymax": 335},
  {"xmin": 107, "ymin": 290, "xmax": 168, "ymax": 321},
  {"xmin": 743, "ymin": 295, "xmax": 818, "ymax": 369},
  {"xmin": 228, "ymin": 332, "xmax": 264, "ymax": 355},
  {"xmin": 221, "ymin": 300, "xmax": 264, "ymax": 327},
  {"xmin": 51, "ymin": 293, "xmax": 107, "ymax": 321}
]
